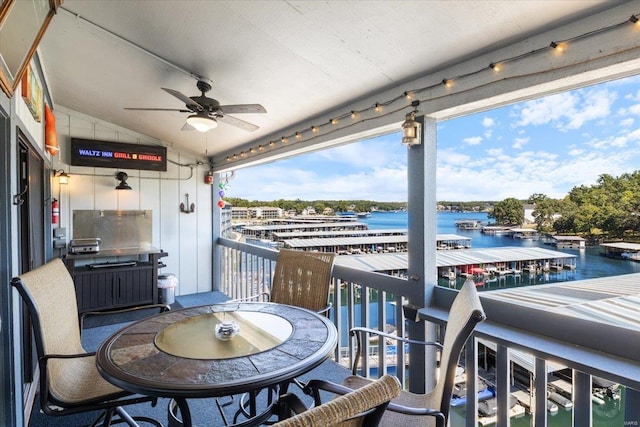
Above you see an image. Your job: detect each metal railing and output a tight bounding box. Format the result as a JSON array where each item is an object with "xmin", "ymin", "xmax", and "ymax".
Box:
[{"xmin": 216, "ymin": 238, "xmax": 640, "ymax": 427}]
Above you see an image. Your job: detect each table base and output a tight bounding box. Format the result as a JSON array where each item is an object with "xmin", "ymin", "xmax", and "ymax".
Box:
[{"xmin": 168, "ymin": 396, "xmax": 279, "ymax": 427}]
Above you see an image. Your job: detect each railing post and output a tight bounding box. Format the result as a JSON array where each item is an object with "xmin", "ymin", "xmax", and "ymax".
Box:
[
  {"xmin": 573, "ymin": 371, "xmax": 592, "ymax": 427},
  {"xmin": 496, "ymin": 343, "xmax": 510, "ymax": 427},
  {"xmin": 465, "ymin": 338, "xmax": 478, "ymax": 427},
  {"xmin": 533, "ymin": 357, "xmax": 547, "ymax": 427}
]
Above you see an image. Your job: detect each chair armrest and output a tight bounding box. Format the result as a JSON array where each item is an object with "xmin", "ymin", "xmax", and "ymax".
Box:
[
  {"xmin": 302, "ymin": 379, "xmax": 357, "ymax": 406},
  {"xmin": 316, "ymin": 302, "xmax": 332, "ymax": 316},
  {"xmin": 227, "ymin": 292, "xmax": 270, "ymax": 303},
  {"xmin": 350, "ymin": 326, "xmax": 442, "ymax": 375},
  {"xmin": 302, "ymin": 378, "xmax": 446, "ymax": 427},
  {"xmin": 80, "ymin": 304, "xmax": 170, "ymax": 331},
  {"xmin": 275, "ymin": 393, "xmax": 311, "ymax": 419},
  {"xmin": 41, "ymin": 352, "xmax": 95, "ymax": 362}
]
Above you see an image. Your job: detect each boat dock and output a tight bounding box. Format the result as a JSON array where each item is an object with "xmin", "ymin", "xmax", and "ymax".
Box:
[
  {"xmin": 334, "ymin": 247, "xmax": 577, "ymax": 278},
  {"xmin": 241, "ymin": 221, "xmax": 368, "ymax": 240},
  {"xmin": 600, "ymin": 242, "xmax": 640, "ymax": 261},
  {"xmin": 277, "ymin": 232, "xmax": 470, "ymax": 255},
  {"xmin": 550, "ymin": 235, "xmax": 586, "ymax": 249}
]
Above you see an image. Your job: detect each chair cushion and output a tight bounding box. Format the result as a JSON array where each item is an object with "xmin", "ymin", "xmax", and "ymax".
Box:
[{"xmin": 50, "ymin": 354, "xmax": 127, "ymax": 404}]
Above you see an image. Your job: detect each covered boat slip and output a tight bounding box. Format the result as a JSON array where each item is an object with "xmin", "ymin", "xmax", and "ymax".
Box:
[
  {"xmin": 283, "ymin": 235, "xmax": 408, "ymax": 254},
  {"xmin": 281, "ymin": 233, "xmax": 470, "ymax": 254},
  {"xmin": 600, "ymin": 242, "xmax": 640, "ymax": 261},
  {"xmin": 333, "ymin": 246, "xmax": 576, "ymax": 275},
  {"xmin": 241, "ymin": 222, "xmax": 368, "ymax": 239},
  {"xmin": 272, "ymin": 228, "xmax": 409, "ymax": 240}
]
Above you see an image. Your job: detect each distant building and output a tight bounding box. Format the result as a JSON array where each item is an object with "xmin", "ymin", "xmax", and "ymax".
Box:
[
  {"xmin": 302, "ymin": 206, "xmax": 317, "ymax": 215},
  {"xmin": 232, "ymin": 207, "xmax": 250, "ymax": 219},
  {"xmin": 523, "ymin": 203, "xmax": 536, "ymax": 225},
  {"xmin": 248, "ymin": 206, "xmax": 283, "ymax": 219}
]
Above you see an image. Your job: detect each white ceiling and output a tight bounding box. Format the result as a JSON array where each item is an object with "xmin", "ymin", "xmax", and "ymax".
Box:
[{"xmin": 38, "ymin": 1, "xmax": 620, "ymax": 162}]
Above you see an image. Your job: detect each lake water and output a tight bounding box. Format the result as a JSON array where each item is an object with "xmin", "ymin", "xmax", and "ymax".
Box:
[{"xmin": 360, "ymin": 211, "xmax": 640, "ymax": 288}]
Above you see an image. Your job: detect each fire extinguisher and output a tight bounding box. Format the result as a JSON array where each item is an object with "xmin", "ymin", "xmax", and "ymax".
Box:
[{"xmin": 52, "ymin": 198, "xmax": 59, "ymax": 225}]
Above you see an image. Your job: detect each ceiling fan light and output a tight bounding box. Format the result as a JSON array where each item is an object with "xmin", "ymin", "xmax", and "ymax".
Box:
[{"xmin": 186, "ymin": 114, "xmax": 218, "ymax": 132}]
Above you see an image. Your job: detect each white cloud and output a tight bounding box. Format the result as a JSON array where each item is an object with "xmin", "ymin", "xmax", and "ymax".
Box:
[
  {"xmin": 463, "ymin": 136, "xmax": 482, "ymax": 145},
  {"xmin": 512, "ymin": 137, "xmax": 529, "ymax": 150},
  {"xmin": 627, "ymin": 104, "xmax": 640, "ymax": 116},
  {"xmin": 620, "ymin": 117, "xmax": 634, "ymax": 127},
  {"xmin": 482, "ymin": 117, "xmax": 495, "ymax": 127},
  {"xmin": 514, "ymin": 88, "xmax": 616, "ymax": 131},
  {"xmin": 568, "ymin": 148, "xmax": 583, "ymax": 156}
]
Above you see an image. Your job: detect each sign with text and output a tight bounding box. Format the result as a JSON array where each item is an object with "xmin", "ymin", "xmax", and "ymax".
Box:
[{"xmin": 70, "ymin": 138, "xmax": 167, "ymax": 171}]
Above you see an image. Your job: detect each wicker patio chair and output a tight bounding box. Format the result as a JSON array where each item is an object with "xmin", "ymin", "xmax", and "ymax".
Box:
[
  {"xmin": 273, "ymin": 374, "xmax": 401, "ymax": 427},
  {"xmin": 270, "ymin": 249, "xmax": 336, "ymax": 314},
  {"xmin": 12, "ymin": 258, "xmax": 164, "ymax": 427},
  {"xmin": 307, "ymin": 279, "xmax": 485, "ymax": 427},
  {"xmin": 233, "ymin": 249, "xmax": 336, "ymax": 315}
]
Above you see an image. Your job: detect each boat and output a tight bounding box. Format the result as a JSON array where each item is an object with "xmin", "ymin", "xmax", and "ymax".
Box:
[
  {"xmin": 356, "ymin": 212, "xmax": 371, "ymax": 218},
  {"xmin": 455, "ymin": 219, "xmax": 483, "ymax": 230},
  {"xmin": 478, "ymin": 394, "xmax": 520, "ymax": 417}
]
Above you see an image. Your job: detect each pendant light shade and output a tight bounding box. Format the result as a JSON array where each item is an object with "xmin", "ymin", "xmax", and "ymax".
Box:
[{"xmin": 186, "ymin": 113, "xmax": 218, "ymax": 132}]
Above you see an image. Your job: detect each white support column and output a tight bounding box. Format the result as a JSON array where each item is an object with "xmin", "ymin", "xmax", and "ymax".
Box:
[
  {"xmin": 406, "ymin": 115, "xmax": 437, "ymax": 393},
  {"xmin": 212, "ymin": 173, "xmax": 222, "ymax": 292}
]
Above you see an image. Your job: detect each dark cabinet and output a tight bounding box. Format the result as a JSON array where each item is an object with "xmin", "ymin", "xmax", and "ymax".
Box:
[{"xmin": 64, "ymin": 250, "xmax": 167, "ymax": 313}]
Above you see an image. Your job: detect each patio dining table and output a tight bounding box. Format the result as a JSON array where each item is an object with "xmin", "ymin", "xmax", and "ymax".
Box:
[{"xmin": 96, "ymin": 302, "xmax": 337, "ymax": 427}]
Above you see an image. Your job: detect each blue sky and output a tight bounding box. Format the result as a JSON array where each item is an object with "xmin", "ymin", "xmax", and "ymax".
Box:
[{"xmin": 228, "ymin": 74, "xmax": 640, "ymax": 202}]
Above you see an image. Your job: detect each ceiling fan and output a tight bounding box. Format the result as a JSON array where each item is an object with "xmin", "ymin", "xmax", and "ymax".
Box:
[{"xmin": 125, "ymin": 80, "xmax": 266, "ymax": 132}]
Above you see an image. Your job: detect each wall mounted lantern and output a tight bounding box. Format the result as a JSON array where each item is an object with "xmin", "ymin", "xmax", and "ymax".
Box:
[
  {"xmin": 54, "ymin": 169, "xmax": 70, "ymax": 185},
  {"xmin": 401, "ymin": 107, "xmax": 422, "ymax": 147}
]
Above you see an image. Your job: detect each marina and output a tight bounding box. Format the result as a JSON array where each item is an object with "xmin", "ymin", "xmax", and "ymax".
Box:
[{"xmin": 235, "ymin": 210, "xmax": 640, "ymax": 291}]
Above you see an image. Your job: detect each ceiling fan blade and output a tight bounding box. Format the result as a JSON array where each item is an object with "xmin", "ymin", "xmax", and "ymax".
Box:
[
  {"xmin": 220, "ymin": 104, "xmax": 267, "ymax": 114},
  {"xmin": 162, "ymin": 87, "xmax": 204, "ymax": 110},
  {"xmin": 125, "ymin": 107, "xmax": 191, "ymax": 112},
  {"xmin": 218, "ymin": 115, "xmax": 259, "ymax": 132}
]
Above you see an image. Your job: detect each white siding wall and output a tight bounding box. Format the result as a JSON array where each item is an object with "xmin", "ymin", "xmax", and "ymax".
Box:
[{"xmin": 52, "ymin": 106, "xmax": 213, "ymax": 296}]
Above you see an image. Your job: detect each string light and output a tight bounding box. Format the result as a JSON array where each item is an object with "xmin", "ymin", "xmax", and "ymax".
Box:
[
  {"xmin": 223, "ymin": 14, "xmax": 640, "ymax": 163},
  {"xmin": 549, "ymin": 41, "xmax": 566, "ymax": 53}
]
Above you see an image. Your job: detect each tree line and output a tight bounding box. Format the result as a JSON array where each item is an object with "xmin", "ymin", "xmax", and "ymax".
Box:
[
  {"xmin": 223, "ymin": 198, "xmax": 407, "ymax": 214},
  {"xmin": 489, "ymin": 172, "xmax": 640, "ymax": 240}
]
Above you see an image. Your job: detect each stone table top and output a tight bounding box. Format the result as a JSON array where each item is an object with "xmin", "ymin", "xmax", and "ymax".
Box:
[{"xmin": 96, "ymin": 302, "xmax": 337, "ymax": 399}]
